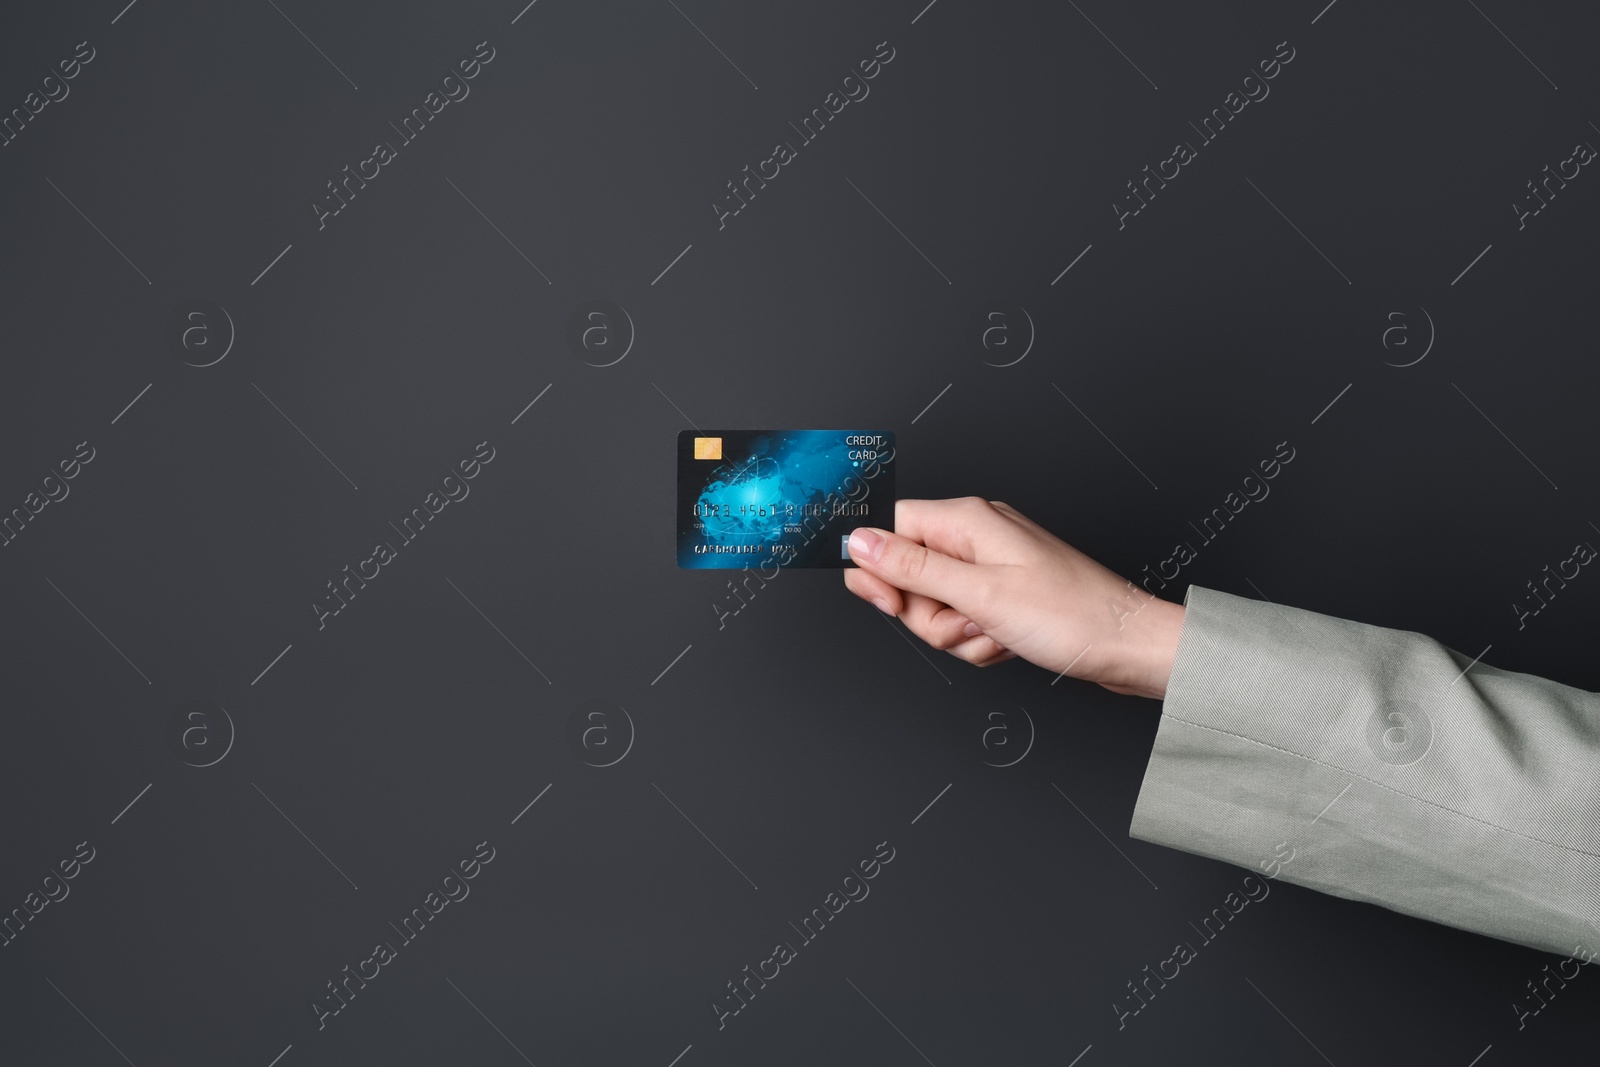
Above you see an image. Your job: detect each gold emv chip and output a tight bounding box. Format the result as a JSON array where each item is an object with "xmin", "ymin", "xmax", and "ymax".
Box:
[{"xmin": 693, "ymin": 436, "xmax": 722, "ymax": 459}]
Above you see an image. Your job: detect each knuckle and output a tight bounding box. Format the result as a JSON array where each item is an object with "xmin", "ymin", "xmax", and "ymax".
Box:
[
  {"xmin": 949, "ymin": 639, "xmax": 993, "ymax": 665},
  {"xmin": 894, "ymin": 540, "xmax": 928, "ymax": 583},
  {"xmin": 964, "ymin": 574, "xmax": 1001, "ymax": 620},
  {"xmin": 905, "ymin": 618, "xmax": 950, "ymax": 651},
  {"xmin": 965, "ymin": 496, "xmax": 1013, "ymax": 529}
]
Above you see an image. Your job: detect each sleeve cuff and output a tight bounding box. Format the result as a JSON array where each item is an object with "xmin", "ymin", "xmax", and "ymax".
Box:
[{"xmin": 1128, "ymin": 583, "xmax": 1600, "ymax": 958}]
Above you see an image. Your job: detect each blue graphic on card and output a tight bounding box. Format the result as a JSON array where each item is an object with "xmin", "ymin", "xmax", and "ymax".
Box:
[{"xmin": 676, "ymin": 430, "xmax": 895, "ymax": 569}]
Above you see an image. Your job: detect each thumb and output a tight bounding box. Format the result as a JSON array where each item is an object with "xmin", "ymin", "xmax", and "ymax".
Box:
[{"xmin": 847, "ymin": 527, "xmax": 984, "ymax": 607}]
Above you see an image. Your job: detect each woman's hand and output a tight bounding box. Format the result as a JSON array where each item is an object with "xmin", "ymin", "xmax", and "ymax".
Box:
[{"xmin": 842, "ymin": 498, "xmax": 1185, "ymax": 699}]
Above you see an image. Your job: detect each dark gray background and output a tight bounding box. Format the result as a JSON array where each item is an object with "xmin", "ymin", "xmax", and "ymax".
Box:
[{"xmin": 2, "ymin": 0, "xmax": 1596, "ymax": 1064}]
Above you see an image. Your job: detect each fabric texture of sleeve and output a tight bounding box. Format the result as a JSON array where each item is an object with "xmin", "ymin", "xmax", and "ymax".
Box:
[{"xmin": 1128, "ymin": 583, "xmax": 1600, "ymax": 958}]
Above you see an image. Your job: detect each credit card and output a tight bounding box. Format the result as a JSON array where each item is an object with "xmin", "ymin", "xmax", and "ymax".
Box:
[{"xmin": 677, "ymin": 430, "xmax": 895, "ymax": 568}]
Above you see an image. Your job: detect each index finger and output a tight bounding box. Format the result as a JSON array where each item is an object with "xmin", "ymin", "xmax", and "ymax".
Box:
[{"xmin": 892, "ymin": 497, "xmax": 1010, "ymax": 563}]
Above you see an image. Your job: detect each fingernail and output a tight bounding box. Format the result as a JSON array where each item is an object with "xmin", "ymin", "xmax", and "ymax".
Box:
[
  {"xmin": 871, "ymin": 597, "xmax": 894, "ymax": 615},
  {"xmin": 848, "ymin": 528, "xmax": 885, "ymax": 563},
  {"xmin": 961, "ymin": 621, "xmax": 983, "ymax": 638}
]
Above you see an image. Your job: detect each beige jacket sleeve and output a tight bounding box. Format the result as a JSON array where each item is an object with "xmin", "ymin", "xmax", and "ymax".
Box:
[{"xmin": 1128, "ymin": 583, "xmax": 1600, "ymax": 958}]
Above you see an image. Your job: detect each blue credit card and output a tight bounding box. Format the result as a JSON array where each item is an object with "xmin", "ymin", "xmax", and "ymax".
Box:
[{"xmin": 677, "ymin": 430, "xmax": 896, "ymax": 568}]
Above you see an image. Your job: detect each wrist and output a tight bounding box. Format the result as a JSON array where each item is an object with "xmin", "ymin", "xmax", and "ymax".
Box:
[{"xmin": 1101, "ymin": 598, "xmax": 1185, "ymax": 700}]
